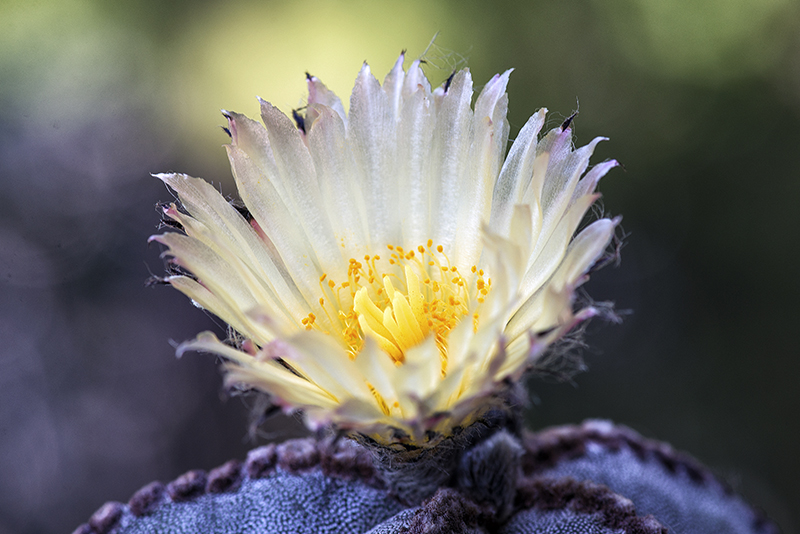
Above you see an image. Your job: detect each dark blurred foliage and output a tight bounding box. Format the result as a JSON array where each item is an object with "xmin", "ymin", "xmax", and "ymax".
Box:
[{"xmin": 1, "ymin": 1, "xmax": 798, "ymax": 533}]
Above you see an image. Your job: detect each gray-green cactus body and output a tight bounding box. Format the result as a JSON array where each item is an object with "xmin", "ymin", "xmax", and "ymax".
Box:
[{"xmin": 73, "ymin": 421, "xmax": 778, "ymax": 534}]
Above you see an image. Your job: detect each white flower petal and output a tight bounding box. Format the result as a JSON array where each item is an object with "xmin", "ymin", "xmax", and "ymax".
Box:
[
  {"xmin": 157, "ymin": 173, "xmax": 304, "ymax": 324},
  {"xmin": 168, "ymin": 275, "xmax": 273, "ymax": 343},
  {"xmin": 179, "ymin": 332, "xmax": 337, "ymax": 408},
  {"xmin": 552, "ymin": 218, "xmax": 618, "ymax": 290},
  {"xmin": 395, "ymin": 335, "xmax": 441, "ymax": 399},
  {"xmin": 259, "ymin": 101, "xmax": 344, "ymax": 276},
  {"xmin": 573, "ymin": 159, "xmax": 619, "ymax": 201},
  {"xmin": 279, "ymin": 331, "xmax": 375, "ymax": 403},
  {"xmin": 153, "ymin": 232, "xmax": 260, "ymax": 314},
  {"xmin": 429, "ymin": 69, "xmax": 473, "ymax": 253},
  {"xmin": 352, "ymin": 337, "xmax": 404, "ymax": 414},
  {"xmin": 521, "ymin": 193, "xmax": 600, "ymax": 298},
  {"xmin": 306, "ymin": 104, "xmax": 369, "ymax": 254},
  {"xmin": 453, "ymin": 70, "xmax": 511, "ymax": 270},
  {"xmin": 489, "ymin": 108, "xmax": 548, "ymax": 238},
  {"xmin": 382, "ymin": 53, "xmax": 406, "ymax": 119},
  {"xmin": 402, "ymin": 59, "xmax": 432, "ymax": 100},
  {"xmin": 349, "ymin": 63, "xmax": 397, "ymax": 248},
  {"xmin": 306, "ymin": 74, "xmax": 347, "ymax": 128},
  {"xmin": 396, "ymin": 84, "xmax": 434, "ymax": 247},
  {"xmin": 225, "ymin": 143, "xmax": 328, "ymax": 316}
]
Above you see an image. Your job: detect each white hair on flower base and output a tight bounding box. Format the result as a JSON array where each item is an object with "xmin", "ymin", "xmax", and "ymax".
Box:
[{"xmin": 151, "ymin": 53, "xmax": 620, "ymax": 449}]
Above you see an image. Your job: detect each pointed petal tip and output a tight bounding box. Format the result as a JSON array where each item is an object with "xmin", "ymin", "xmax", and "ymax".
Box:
[
  {"xmin": 176, "ymin": 331, "xmax": 221, "ymax": 359},
  {"xmin": 152, "ymin": 171, "xmax": 187, "ymax": 182},
  {"xmin": 392, "ymin": 52, "xmax": 405, "ymax": 69},
  {"xmin": 355, "ymin": 62, "xmax": 378, "ymax": 87},
  {"xmin": 175, "ymin": 339, "xmax": 197, "ymax": 359},
  {"xmin": 175, "ymin": 342, "xmax": 190, "ymax": 359},
  {"xmin": 492, "ymin": 68, "xmax": 514, "ymax": 84}
]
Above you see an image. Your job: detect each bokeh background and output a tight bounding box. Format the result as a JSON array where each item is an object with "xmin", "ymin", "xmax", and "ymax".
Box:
[{"xmin": 2, "ymin": 0, "xmax": 799, "ymax": 532}]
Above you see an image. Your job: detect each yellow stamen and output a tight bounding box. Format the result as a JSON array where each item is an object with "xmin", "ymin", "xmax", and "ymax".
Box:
[{"xmin": 306, "ymin": 243, "xmax": 491, "ymax": 365}]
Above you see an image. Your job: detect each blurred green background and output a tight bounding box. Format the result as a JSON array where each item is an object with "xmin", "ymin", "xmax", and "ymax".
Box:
[{"xmin": 1, "ymin": 0, "xmax": 798, "ymax": 532}]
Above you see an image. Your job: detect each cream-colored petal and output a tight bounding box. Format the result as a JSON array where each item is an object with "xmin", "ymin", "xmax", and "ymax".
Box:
[
  {"xmin": 279, "ymin": 330, "xmax": 375, "ymax": 403},
  {"xmin": 504, "ymin": 222, "xmax": 615, "ymax": 348},
  {"xmin": 442, "ymin": 312, "xmax": 476, "ymax": 376},
  {"xmin": 178, "ymin": 332, "xmax": 337, "ymax": 407},
  {"xmin": 489, "ymin": 108, "xmax": 548, "ymax": 237},
  {"xmin": 429, "ymin": 69, "xmax": 473, "ymax": 251},
  {"xmin": 352, "ymin": 337, "xmax": 403, "ymax": 413},
  {"xmin": 259, "ymin": 100, "xmax": 344, "ymax": 276},
  {"xmin": 152, "ymin": 232, "xmax": 258, "ymax": 313},
  {"xmin": 396, "ymin": 85, "xmax": 434, "ymax": 247},
  {"xmin": 551, "ymin": 218, "xmax": 618, "ymax": 290},
  {"xmin": 572, "ymin": 159, "xmax": 618, "ymax": 201},
  {"xmin": 521, "ymin": 193, "xmax": 600, "ymax": 299},
  {"xmin": 382, "ymin": 53, "xmax": 406, "ymax": 119},
  {"xmin": 453, "ymin": 70, "xmax": 511, "ymax": 270},
  {"xmin": 305, "ymin": 74, "xmax": 347, "ymax": 128},
  {"xmin": 157, "ymin": 176, "xmax": 302, "ymax": 325},
  {"xmin": 538, "ymin": 137, "xmax": 605, "ymax": 239},
  {"xmin": 306, "ymin": 104, "xmax": 369, "ymax": 255},
  {"xmin": 395, "ymin": 335, "xmax": 441, "ymax": 399},
  {"xmin": 349, "ymin": 62, "xmax": 398, "ymax": 248},
  {"xmin": 401, "ymin": 59, "xmax": 432, "ymax": 100},
  {"xmin": 332, "ymin": 398, "xmax": 394, "ymax": 428},
  {"xmin": 168, "ymin": 275, "xmax": 272, "ymax": 345},
  {"xmin": 225, "ymin": 144, "xmax": 326, "ymax": 318},
  {"xmin": 224, "ymin": 111, "xmax": 282, "ymax": 189},
  {"xmin": 478, "ymin": 209, "xmax": 529, "ymax": 319}
]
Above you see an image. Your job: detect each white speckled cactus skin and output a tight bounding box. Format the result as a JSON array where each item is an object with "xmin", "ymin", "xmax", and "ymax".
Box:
[{"xmin": 74, "ymin": 422, "xmax": 779, "ymax": 534}]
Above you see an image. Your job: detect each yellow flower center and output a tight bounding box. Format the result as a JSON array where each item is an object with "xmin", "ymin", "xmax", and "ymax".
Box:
[{"xmin": 306, "ymin": 240, "xmax": 491, "ymax": 366}]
